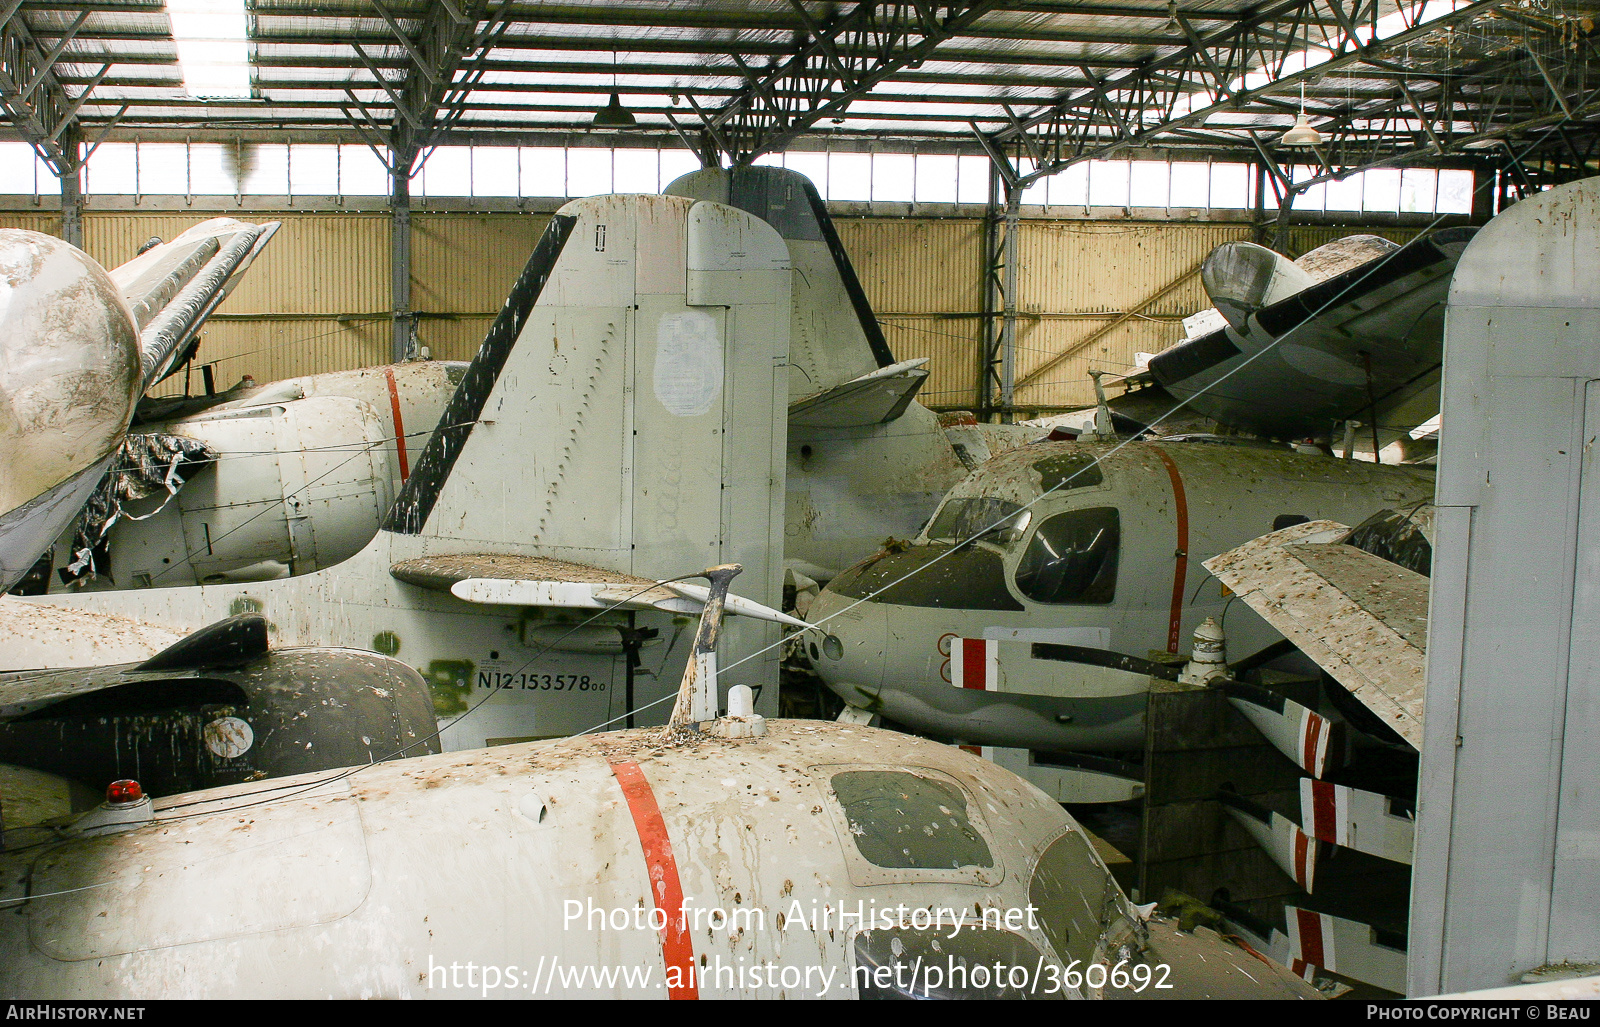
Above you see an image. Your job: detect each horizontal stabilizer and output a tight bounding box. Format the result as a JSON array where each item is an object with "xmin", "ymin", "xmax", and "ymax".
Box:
[
  {"xmin": 1221, "ymin": 679, "xmax": 1345, "ymax": 778},
  {"xmin": 392, "ymin": 554, "xmax": 807, "ymax": 628},
  {"xmin": 659, "ymin": 580, "xmax": 811, "ymax": 629},
  {"xmin": 1204, "ymin": 520, "xmax": 1427, "ymax": 749},
  {"xmin": 788, "ymin": 358, "xmax": 929, "ymax": 428},
  {"xmin": 997, "ymin": 748, "xmax": 1146, "ymax": 804},
  {"xmin": 1284, "ymin": 905, "xmax": 1408, "ymax": 994},
  {"xmin": 1146, "ymin": 227, "xmax": 1474, "ymax": 440},
  {"xmin": 108, "ymin": 218, "xmax": 281, "ymax": 388},
  {"xmin": 1212, "ymin": 897, "xmax": 1295, "ymax": 970},
  {"xmin": 0, "ymin": 614, "xmax": 269, "ymax": 721}
]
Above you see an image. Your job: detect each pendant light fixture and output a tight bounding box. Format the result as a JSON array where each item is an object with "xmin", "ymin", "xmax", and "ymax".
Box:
[
  {"xmin": 592, "ymin": 50, "xmax": 636, "ymax": 128},
  {"xmin": 1280, "ymin": 81, "xmax": 1324, "ymax": 147}
]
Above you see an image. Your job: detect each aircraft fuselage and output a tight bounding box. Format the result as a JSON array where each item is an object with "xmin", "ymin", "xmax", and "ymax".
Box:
[{"xmin": 806, "ymin": 438, "xmax": 1435, "ymax": 751}]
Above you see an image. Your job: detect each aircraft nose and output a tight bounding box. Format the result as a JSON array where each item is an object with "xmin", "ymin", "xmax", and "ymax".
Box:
[{"xmin": 804, "ymin": 587, "xmax": 888, "ymax": 694}]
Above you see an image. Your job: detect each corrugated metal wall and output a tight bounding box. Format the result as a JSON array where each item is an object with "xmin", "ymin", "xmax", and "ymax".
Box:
[
  {"xmin": 0, "ymin": 212, "xmax": 61, "ymax": 236},
  {"xmin": 835, "ymin": 218, "xmax": 983, "ymax": 409},
  {"xmin": 837, "ymin": 218, "xmax": 1425, "ymax": 412},
  {"xmin": 0, "ymin": 208, "xmax": 1428, "ymax": 411},
  {"xmin": 411, "ymin": 211, "xmax": 550, "ymax": 364}
]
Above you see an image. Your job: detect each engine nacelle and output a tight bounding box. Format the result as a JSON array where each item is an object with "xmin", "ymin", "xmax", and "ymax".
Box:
[{"xmin": 99, "ymin": 396, "xmax": 398, "ymax": 587}]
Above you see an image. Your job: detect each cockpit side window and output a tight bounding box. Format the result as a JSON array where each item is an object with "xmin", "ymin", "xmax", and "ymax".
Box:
[
  {"xmin": 830, "ymin": 770, "xmax": 994, "ymax": 870},
  {"xmin": 1014, "ymin": 508, "xmax": 1119, "ymax": 605},
  {"xmin": 827, "ymin": 544, "xmax": 1025, "ymax": 612},
  {"xmin": 1029, "ymin": 828, "xmax": 1120, "ymax": 967},
  {"xmin": 925, "ymin": 497, "xmax": 1025, "ymax": 541}
]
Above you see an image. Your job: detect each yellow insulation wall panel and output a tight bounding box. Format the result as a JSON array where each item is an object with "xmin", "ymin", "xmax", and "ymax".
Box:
[{"xmin": 1, "ymin": 209, "xmax": 1441, "ymax": 412}]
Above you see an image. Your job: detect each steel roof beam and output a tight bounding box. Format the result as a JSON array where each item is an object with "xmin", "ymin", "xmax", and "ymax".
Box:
[
  {"xmin": 34, "ymin": 27, "xmax": 1243, "ymax": 69},
  {"xmin": 976, "ymin": 0, "xmax": 1513, "ymax": 188},
  {"xmin": 0, "ymin": 3, "xmax": 101, "ymax": 172},
  {"xmin": 681, "ymin": 2, "xmax": 1015, "ymax": 164}
]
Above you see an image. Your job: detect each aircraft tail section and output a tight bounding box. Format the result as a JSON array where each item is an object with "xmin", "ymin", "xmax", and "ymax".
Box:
[
  {"xmin": 383, "ymin": 213, "xmax": 577, "ymax": 537},
  {"xmin": 380, "ymin": 193, "xmax": 792, "ymax": 695},
  {"xmin": 666, "ymin": 166, "xmax": 896, "ymax": 406}
]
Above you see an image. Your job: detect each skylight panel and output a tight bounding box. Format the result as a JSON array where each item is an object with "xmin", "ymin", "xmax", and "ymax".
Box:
[{"xmin": 168, "ymin": 0, "xmax": 251, "ymax": 99}]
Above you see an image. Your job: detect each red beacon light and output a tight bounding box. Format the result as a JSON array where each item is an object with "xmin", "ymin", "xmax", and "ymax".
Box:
[{"xmin": 106, "ymin": 779, "xmax": 143, "ymax": 805}]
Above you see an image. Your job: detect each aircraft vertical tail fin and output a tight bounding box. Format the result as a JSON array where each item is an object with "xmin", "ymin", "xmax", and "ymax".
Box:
[
  {"xmin": 382, "ymin": 213, "xmax": 577, "ymax": 536},
  {"xmin": 107, "ymin": 218, "xmax": 281, "ymax": 389},
  {"xmin": 379, "ymin": 193, "xmax": 791, "ymax": 697},
  {"xmin": 665, "ymin": 166, "xmax": 897, "ymax": 404}
]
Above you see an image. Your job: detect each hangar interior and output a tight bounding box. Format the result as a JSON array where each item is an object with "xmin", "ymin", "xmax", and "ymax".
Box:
[
  {"xmin": 0, "ymin": 0, "xmax": 1598, "ymax": 1003},
  {"xmin": 0, "ymin": 0, "xmax": 1575, "ymax": 416}
]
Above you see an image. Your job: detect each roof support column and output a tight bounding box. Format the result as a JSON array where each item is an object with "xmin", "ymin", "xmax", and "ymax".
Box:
[
  {"xmin": 978, "ymin": 156, "xmax": 1020, "ymax": 423},
  {"xmin": 56, "ymin": 122, "xmax": 81, "ymax": 248},
  {"xmin": 998, "ymin": 188, "xmax": 1020, "ymax": 422},
  {"xmin": 978, "ymin": 165, "xmax": 1001, "ymax": 420},
  {"xmin": 390, "ymin": 152, "xmax": 414, "ymax": 364}
]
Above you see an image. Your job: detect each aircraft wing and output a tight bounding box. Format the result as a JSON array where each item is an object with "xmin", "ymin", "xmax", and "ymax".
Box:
[
  {"xmin": 1203, "ymin": 519, "xmax": 1427, "ymax": 748},
  {"xmin": 391, "ymin": 554, "xmax": 809, "ymax": 629},
  {"xmin": 107, "ymin": 217, "xmax": 281, "ymax": 389},
  {"xmin": 789, "ymin": 357, "xmax": 929, "ymax": 428},
  {"xmin": 1142, "ymin": 227, "xmax": 1475, "ymax": 440}
]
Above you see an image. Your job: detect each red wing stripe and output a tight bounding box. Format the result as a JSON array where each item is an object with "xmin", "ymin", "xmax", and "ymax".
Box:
[
  {"xmin": 384, "ymin": 366, "xmax": 410, "ymax": 482},
  {"xmin": 1302, "ymin": 710, "xmax": 1324, "ymax": 776},
  {"xmin": 610, "ymin": 761, "xmax": 698, "ymax": 999},
  {"xmin": 1151, "ymin": 447, "xmax": 1189, "ymax": 654},
  {"xmin": 1286, "ymin": 825, "xmax": 1312, "ymax": 889}
]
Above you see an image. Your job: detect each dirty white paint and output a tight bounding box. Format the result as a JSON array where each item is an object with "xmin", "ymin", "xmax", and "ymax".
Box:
[
  {"xmin": 1203, "ymin": 518, "xmax": 1427, "ymax": 749},
  {"xmin": 0, "ymin": 720, "xmax": 1317, "ymax": 999},
  {"xmin": 652, "ymin": 310, "xmax": 723, "ymax": 417}
]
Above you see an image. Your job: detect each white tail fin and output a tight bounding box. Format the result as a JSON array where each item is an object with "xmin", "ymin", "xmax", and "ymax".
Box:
[
  {"xmin": 107, "ymin": 217, "xmax": 280, "ymax": 389},
  {"xmin": 665, "ymin": 166, "xmax": 898, "ymax": 405},
  {"xmin": 383, "ymin": 192, "xmax": 792, "ymax": 698}
]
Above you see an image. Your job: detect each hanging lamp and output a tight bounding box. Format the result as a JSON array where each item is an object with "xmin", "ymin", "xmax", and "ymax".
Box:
[
  {"xmin": 1280, "ymin": 81, "xmax": 1324, "ymax": 146},
  {"xmin": 593, "ymin": 93, "xmax": 636, "ymax": 127},
  {"xmin": 592, "ymin": 49, "xmax": 635, "ymax": 127}
]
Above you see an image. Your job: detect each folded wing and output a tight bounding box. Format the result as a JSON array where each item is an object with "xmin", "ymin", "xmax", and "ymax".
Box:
[{"xmin": 108, "ymin": 217, "xmax": 281, "ymax": 389}]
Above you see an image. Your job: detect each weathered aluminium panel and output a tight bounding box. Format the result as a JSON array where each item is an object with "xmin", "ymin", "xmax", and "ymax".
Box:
[{"xmin": 1411, "ymin": 177, "xmax": 1600, "ymax": 995}]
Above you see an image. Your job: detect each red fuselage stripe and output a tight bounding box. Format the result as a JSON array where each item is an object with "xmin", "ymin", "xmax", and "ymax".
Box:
[
  {"xmin": 1151, "ymin": 447, "xmax": 1190, "ymax": 653},
  {"xmin": 962, "ymin": 639, "xmax": 986, "ymax": 689},
  {"xmin": 610, "ymin": 760, "xmax": 698, "ymax": 999},
  {"xmin": 385, "ymin": 366, "xmax": 410, "ymax": 482}
]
